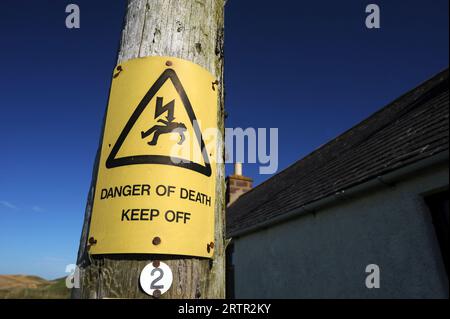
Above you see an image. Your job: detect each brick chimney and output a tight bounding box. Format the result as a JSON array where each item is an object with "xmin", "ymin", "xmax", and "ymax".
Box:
[{"xmin": 226, "ymin": 163, "xmax": 253, "ymax": 206}]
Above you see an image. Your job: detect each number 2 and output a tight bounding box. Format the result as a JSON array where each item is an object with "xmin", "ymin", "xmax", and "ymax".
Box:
[{"xmin": 151, "ymin": 267, "xmax": 164, "ymax": 290}]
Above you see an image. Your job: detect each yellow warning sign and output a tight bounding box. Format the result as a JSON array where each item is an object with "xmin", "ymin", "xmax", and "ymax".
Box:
[{"xmin": 88, "ymin": 56, "xmax": 218, "ymax": 258}]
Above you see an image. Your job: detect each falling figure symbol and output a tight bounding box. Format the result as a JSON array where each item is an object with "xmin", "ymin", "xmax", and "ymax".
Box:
[
  {"xmin": 141, "ymin": 97, "xmax": 187, "ymax": 146},
  {"xmin": 141, "ymin": 119, "xmax": 187, "ymax": 146}
]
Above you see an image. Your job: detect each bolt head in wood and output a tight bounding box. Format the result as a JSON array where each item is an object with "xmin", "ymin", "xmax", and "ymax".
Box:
[
  {"xmin": 153, "ymin": 289, "xmax": 162, "ymax": 298},
  {"xmin": 166, "ymin": 61, "xmax": 173, "ymax": 67},
  {"xmin": 152, "ymin": 260, "xmax": 160, "ymax": 268}
]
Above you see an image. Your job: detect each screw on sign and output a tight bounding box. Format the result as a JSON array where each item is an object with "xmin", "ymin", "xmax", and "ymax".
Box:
[
  {"xmin": 152, "ymin": 236, "xmax": 161, "ymax": 245},
  {"xmin": 140, "ymin": 261, "xmax": 173, "ymax": 298}
]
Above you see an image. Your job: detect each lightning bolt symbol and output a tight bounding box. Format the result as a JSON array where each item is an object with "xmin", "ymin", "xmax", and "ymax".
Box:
[{"xmin": 155, "ymin": 97, "xmax": 175, "ymax": 122}]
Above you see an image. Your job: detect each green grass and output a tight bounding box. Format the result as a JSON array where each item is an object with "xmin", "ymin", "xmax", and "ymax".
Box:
[{"xmin": 0, "ymin": 277, "xmax": 71, "ymax": 299}]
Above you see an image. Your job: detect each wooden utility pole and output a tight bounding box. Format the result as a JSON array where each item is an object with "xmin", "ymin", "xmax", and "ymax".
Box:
[{"xmin": 73, "ymin": 0, "xmax": 225, "ymax": 299}]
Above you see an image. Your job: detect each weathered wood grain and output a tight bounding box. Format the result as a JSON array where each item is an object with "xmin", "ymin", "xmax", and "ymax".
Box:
[{"xmin": 73, "ymin": 0, "xmax": 225, "ymax": 299}]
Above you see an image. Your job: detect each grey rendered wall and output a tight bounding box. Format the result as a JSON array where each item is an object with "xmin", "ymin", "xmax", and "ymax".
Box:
[{"xmin": 232, "ymin": 163, "xmax": 449, "ymax": 298}]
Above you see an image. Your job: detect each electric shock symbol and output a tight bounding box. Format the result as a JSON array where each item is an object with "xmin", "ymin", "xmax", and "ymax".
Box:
[
  {"xmin": 141, "ymin": 97, "xmax": 187, "ymax": 146},
  {"xmin": 106, "ymin": 68, "xmax": 212, "ymax": 177}
]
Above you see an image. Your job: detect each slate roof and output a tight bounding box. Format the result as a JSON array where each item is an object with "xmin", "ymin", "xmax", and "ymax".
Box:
[{"xmin": 227, "ymin": 69, "xmax": 449, "ymax": 237}]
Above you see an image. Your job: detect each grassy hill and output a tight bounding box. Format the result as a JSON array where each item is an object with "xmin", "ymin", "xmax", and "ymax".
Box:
[{"xmin": 0, "ymin": 275, "xmax": 70, "ymax": 299}]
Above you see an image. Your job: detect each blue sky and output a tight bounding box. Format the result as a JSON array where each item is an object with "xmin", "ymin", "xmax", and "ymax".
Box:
[{"xmin": 0, "ymin": 0, "xmax": 448, "ymax": 279}]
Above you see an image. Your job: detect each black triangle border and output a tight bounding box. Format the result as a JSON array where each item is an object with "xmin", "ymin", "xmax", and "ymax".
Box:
[{"xmin": 105, "ymin": 68, "xmax": 212, "ymax": 177}]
